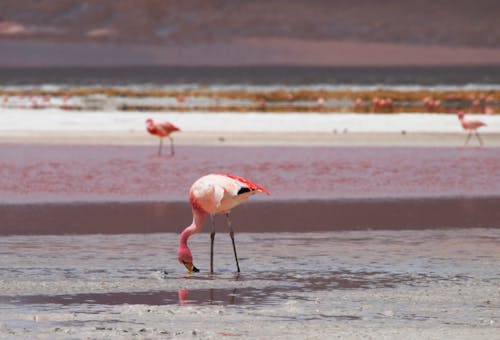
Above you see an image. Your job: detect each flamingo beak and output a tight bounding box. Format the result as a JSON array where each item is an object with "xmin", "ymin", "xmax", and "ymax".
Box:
[{"xmin": 184, "ymin": 262, "xmax": 199, "ymax": 273}]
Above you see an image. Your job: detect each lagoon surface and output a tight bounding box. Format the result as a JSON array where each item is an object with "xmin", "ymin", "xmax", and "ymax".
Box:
[{"xmin": 1, "ymin": 229, "xmax": 498, "ymax": 338}]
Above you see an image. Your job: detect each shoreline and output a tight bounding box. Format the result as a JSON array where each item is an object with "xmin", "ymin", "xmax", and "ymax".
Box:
[
  {"xmin": 1, "ymin": 109, "xmax": 500, "ymax": 146},
  {"xmin": 2, "ymin": 131, "xmax": 500, "ymax": 147}
]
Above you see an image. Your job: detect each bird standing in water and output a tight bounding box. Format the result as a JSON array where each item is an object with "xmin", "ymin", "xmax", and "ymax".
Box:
[
  {"xmin": 178, "ymin": 174, "xmax": 270, "ymax": 273},
  {"xmin": 457, "ymin": 111, "xmax": 487, "ymax": 146},
  {"xmin": 145, "ymin": 118, "xmax": 181, "ymax": 155}
]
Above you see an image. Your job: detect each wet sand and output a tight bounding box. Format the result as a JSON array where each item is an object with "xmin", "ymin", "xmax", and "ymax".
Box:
[
  {"xmin": 2, "ymin": 196, "xmax": 500, "ymax": 235},
  {"xmin": 1, "ymin": 144, "xmax": 499, "ymax": 234},
  {"xmin": 0, "ymin": 230, "xmax": 499, "ymax": 338}
]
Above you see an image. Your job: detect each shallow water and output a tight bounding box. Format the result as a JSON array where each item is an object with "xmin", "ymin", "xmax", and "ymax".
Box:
[
  {"xmin": 2, "ymin": 145, "xmax": 500, "ymax": 202},
  {"xmin": 0, "ymin": 229, "xmax": 499, "ymax": 338},
  {"xmin": 2, "ymin": 65, "xmax": 500, "ymax": 86}
]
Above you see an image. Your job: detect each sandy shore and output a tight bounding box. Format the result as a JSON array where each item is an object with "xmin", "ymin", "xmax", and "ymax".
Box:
[
  {"xmin": 1, "ymin": 109, "xmax": 500, "ymax": 146},
  {"xmin": 2, "ymin": 130, "xmax": 500, "ymax": 147}
]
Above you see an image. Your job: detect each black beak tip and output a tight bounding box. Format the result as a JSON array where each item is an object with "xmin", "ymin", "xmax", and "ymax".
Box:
[{"xmin": 193, "ymin": 266, "xmax": 200, "ymax": 272}]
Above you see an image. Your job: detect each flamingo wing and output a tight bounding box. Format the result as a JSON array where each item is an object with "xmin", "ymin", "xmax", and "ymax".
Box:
[
  {"xmin": 158, "ymin": 121, "xmax": 180, "ymax": 133},
  {"xmin": 473, "ymin": 120, "xmax": 487, "ymax": 128},
  {"xmin": 212, "ymin": 184, "xmax": 225, "ymax": 210},
  {"xmin": 464, "ymin": 119, "xmax": 487, "ymax": 129},
  {"xmin": 146, "ymin": 123, "xmax": 158, "ymax": 135},
  {"xmin": 190, "ymin": 175, "xmax": 227, "ymax": 213},
  {"xmin": 220, "ymin": 173, "xmax": 270, "ymax": 195}
]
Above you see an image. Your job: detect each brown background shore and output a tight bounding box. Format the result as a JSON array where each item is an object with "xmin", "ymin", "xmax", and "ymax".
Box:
[{"xmin": 2, "ymin": 0, "xmax": 500, "ymax": 67}]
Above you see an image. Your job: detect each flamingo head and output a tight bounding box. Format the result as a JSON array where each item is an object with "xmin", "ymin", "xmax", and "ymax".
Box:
[
  {"xmin": 457, "ymin": 111, "xmax": 465, "ymax": 119},
  {"xmin": 145, "ymin": 118, "xmax": 153, "ymax": 125},
  {"xmin": 178, "ymin": 246, "xmax": 199, "ymax": 273}
]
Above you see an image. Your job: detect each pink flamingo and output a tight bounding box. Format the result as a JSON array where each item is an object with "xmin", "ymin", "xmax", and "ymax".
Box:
[
  {"xmin": 353, "ymin": 98, "xmax": 364, "ymax": 112},
  {"xmin": 30, "ymin": 96, "xmax": 39, "ymax": 109},
  {"xmin": 145, "ymin": 118, "xmax": 181, "ymax": 155},
  {"xmin": 176, "ymin": 95, "xmax": 186, "ymax": 105},
  {"xmin": 257, "ymin": 98, "xmax": 266, "ymax": 110},
  {"xmin": 484, "ymin": 95, "xmax": 495, "ymax": 115},
  {"xmin": 422, "ymin": 97, "xmax": 441, "ymax": 112},
  {"xmin": 457, "ymin": 111, "xmax": 487, "ymax": 146},
  {"xmin": 317, "ymin": 97, "xmax": 325, "ymax": 109},
  {"xmin": 178, "ymin": 173, "xmax": 270, "ymax": 273}
]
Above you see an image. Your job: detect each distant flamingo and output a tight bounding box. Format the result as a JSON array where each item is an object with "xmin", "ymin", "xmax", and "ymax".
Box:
[
  {"xmin": 178, "ymin": 174, "xmax": 270, "ymax": 273},
  {"xmin": 484, "ymin": 95, "xmax": 495, "ymax": 115},
  {"xmin": 176, "ymin": 95, "xmax": 186, "ymax": 105},
  {"xmin": 30, "ymin": 96, "xmax": 39, "ymax": 109},
  {"xmin": 257, "ymin": 98, "xmax": 266, "ymax": 110},
  {"xmin": 422, "ymin": 96, "xmax": 441, "ymax": 112},
  {"xmin": 317, "ymin": 97, "xmax": 325, "ymax": 109},
  {"xmin": 457, "ymin": 111, "xmax": 487, "ymax": 146},
  {"xmin": 145, "ymin": 118, "xmax": 181, "ymax": 155}
]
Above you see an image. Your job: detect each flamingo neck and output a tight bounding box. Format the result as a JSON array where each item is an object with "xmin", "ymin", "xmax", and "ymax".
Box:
[{"xmin": 179, "ymin": 209, "xmax": 206, "ymax": 247}]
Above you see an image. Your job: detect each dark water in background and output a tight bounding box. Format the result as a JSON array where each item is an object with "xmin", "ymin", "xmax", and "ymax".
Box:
[{"xmin": 2, "ymin": 65, "xmax": 500, "ymax": 86}]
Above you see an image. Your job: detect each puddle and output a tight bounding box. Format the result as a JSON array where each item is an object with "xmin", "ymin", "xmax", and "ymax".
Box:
[{"xmin": 0, "ymin": 269, "xmax": 462, "ymax": 307}]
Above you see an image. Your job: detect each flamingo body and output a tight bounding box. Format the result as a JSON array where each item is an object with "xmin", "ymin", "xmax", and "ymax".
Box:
[
  {"xmin": 178, "ymin": 173, "xmax": 269, "ymax": 273},
  {"xmin": 457, "ymin": 111, "xmax": 487, "ymax": 146},
  {"xmin": 458, "ymin": 115, "xmax": 486, "ymax": 130},
  {"xmin": 145, "ymin": 118, "xmax": 180, "ymax": 155},
  {"xmin": 190, "ymin": 173, "xmax": 269, "ymax": 214},
  {"xmin": 146, "ymin": 119, "xmax": 180, "ymax": 137}
]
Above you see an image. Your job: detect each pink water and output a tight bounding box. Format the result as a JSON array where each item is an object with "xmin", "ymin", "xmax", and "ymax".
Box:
[{"xmin": 1, "ymin": 145, "xmax": 499, "ymax": 202}]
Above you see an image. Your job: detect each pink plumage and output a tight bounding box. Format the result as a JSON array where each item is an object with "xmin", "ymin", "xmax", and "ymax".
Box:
[
  {"xmin": 145, "ymin": 118, "xmax": 180, "ymax": 155},
  {"xmin": 178, "ymin": 173, "xmax": 269, "ymax": 273},
  {"xmin": 219, "ymin": 173, "xmax": 271, "ymax": 196},
  {"xmin": 457, "ymin": 111, "xmax": 486, "ymax": 130},
  {"xmin": 457, "ymin": 111, "xmax": 487, "ymax": 146}
]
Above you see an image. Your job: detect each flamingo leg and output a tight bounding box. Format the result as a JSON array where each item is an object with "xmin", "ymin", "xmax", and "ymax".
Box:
[
  {"xmin": 158, "ymin": 138, "xmax": 163, "ymax": 155},
  {"xmin": 210, "ymin": 215, "xmax": 216, "ymax": 273},
  {"xmin": 225, "ymin": 213, "xmax": 241, "ymax": 273},
  {"xmin": 464, "ymin": 131, "xmax": 472, "ymax": 146},
  {"xmin": 168, "ymin": 136, "xmax": 175, "ymax": 156},
  {"xmin": 475, "ymin": 131, "xmax": 484, "ymax": 146}
]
